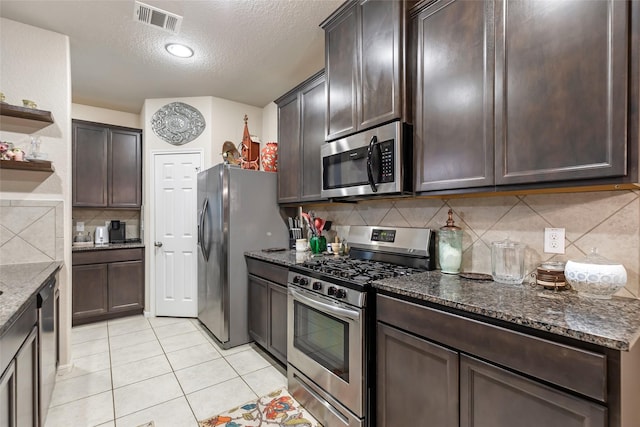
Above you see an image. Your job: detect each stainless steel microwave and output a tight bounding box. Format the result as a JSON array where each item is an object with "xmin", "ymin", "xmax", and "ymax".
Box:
[{"xmin": 321, "ymin": 121, "xmax": 413, "ymax": 198}]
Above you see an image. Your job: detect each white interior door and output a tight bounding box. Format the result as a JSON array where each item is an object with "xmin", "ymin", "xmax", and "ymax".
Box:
[{"xmin": 154, "ymin": 152, "xmax": 201, "ymax": 317}]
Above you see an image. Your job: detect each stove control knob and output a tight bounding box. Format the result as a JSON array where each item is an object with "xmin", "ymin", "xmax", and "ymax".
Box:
[
  {"xmin": 335, "ymin": 288, "xmax": 347, "ymax": 299},
  {"xmin": 299, "ymin": 277, "xmax": 309, "ymax": 287},
  {"xmin": 293, "ymin": 275, "xmax": 301, "ymax": 284},
  {"xmin": 328, "ymin": 286, "xmax": 337, "ymax": 296},
  {"xmin": 312, "ymin": 281, "xmax": 323, "ymax": 291}
]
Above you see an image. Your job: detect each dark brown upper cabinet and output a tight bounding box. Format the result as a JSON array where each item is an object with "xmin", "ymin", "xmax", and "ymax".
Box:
[
  {"xmin": 413, "ymin": 0, "xmax": 637, "ymax": 193},
  {"xmin": 414, "ymin": 0, "xmax": 495, "ymax": 192},
  {"xmin": 322, "ymin": 0, "xmax": 412, "ymax": 142},
  {"xmin": 275, "ymin": 71, "xmax": 327, "ymax": 204},
  {"xmin": 495, "ymin": 0, "xmax": 629, "ymax": 185},
  {"xmin": 73, "ymin": 120, "xmax": 142, "ymax": 208}
]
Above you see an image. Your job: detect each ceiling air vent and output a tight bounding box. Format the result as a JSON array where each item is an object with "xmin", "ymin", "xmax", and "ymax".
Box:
[{"xmin": 133, "ymin": 1, "xmax": 182, "ymax": 34}]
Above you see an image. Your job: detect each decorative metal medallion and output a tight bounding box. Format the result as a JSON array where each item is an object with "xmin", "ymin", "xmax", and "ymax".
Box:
[{"xmin": 151, "ymin": 102, "xmax": 206, "ymax": 145}]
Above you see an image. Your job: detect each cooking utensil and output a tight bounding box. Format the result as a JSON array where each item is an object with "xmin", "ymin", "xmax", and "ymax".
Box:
[{"xmin": 314, "ymin": 217, "xmax": 326, "ymax": 233}]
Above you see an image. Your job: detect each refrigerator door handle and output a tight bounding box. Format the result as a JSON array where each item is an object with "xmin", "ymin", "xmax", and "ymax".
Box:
[{"xmin": 200, "ymin": 197, "xmax": 210, "ymax": 261}]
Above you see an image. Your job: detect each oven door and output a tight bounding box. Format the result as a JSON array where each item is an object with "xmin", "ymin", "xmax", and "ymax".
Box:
[
  {"xmin": 321, "ymin": 121, "xmax": 407, "ymax": 198},
  {"xmin": 287, "ymin": 286, "xmax": 364, "ymax": 417}
]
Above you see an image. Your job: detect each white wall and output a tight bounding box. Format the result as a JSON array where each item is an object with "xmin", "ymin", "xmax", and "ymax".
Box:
[
  {"xmin": 0, "ymin": 18, "xmax": 73, "ymax": 366},
  {"xmin": 72, "ymin": 103, "xmax": 141, "ymax": 129},
  {"xmin": 261, "ymin": 102, "xmax": 278, "ymax": 144}
]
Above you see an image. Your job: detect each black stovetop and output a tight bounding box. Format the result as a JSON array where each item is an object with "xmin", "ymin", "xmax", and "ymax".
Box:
[{"xmin": 298, "ymin": 256, "xmax": 426, "ymax": 286}]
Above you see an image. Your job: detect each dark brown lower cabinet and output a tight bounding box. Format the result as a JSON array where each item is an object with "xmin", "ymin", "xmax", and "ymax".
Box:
[
  {"xmin": 0, "ymin": 300, "xmax": 38, "ymax": 427},
  {"xmin": 460, "ymin": 355, "xmax": 606, "ymax": 427},
  {"xmin": 108, "ymin": 260, "xmax": 144, "ymax": 313},
  {"xmin": 0, "ymin": 360, "xmax": 16, "ymax": 427},
  {"xmin": 377, "ymin": 322, "xmax": 458, "ymax": 427},
  {"xmin": 248, "ymin": 275, "xmax": 268, "ymax": 348},
  {"xmin": 15, "ymin": 327, "xmax": 38, "ymax": 427},
  {"xmin": 247, "ymin": 274, "xmax": 288, "ymax": 365},
  {"xmin": 376, "ymin": 293, "xmax": 639, "ymax": 427},
  {"xmin": 72, "ymin": 248, "xmax": 144, "ymax": 325},
  {"xmin": 246, "ymin": 257, "xmax": 288, "ymax": 365},
  {"xmin": 72, "ymin": 264, "xmax": 109, "ymax": 320},
  {"xmin": 268, "ymin": 283, "xmax": 287, "ymax": 362}
]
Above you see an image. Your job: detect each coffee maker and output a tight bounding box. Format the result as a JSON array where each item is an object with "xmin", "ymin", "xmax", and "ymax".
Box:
[{"xmin": 109, "ymin": 220, "xmax": 126, "ymax": 243}]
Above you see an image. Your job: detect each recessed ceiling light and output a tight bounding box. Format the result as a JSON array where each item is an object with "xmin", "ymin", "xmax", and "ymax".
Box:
[{"xmin": 165, "ymin": 43, "xmax": 193, "ymax": 58}]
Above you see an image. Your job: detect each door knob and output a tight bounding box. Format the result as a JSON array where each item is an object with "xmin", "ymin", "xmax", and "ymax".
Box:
[{"xmin": 154, "ymin": 241, "xmax": 163, "ymax": 248}]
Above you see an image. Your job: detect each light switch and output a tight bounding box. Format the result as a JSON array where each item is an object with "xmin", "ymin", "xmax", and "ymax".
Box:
[{"xmin": 76, "ymin": 222, "xmax": 84, "ymax": 231}]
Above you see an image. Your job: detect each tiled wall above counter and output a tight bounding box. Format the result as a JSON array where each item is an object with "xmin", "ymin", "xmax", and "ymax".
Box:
[
  {"xmin": 0, "ymin": 199, "xmax": 63, "ymax": 264},
  {"xmin": 72, "ymin": 208, "xmax": 141, "ymax": 241},
  {"xmin": 306, "ymin": 189, "xmax": 640, "ymax": 299}
]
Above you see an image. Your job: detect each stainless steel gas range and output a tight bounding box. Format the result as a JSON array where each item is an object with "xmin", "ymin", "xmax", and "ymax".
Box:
[{"xmin": 287, "ymin": 226, "xmax": 436, "ymax": 427}]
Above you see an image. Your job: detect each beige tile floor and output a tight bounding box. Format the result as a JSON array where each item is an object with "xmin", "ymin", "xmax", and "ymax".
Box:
[{"xmin": 44, "ymin": 315, "xmax": 287, "ymax": 427}]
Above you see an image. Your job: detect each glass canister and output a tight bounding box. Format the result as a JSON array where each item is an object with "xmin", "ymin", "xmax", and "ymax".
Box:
[
  {"xmin": 438, "ymin": 209, "xmax": 463, "ymax": 274},
  {"xmin": 491, "ymin": 238, "xmax": 526, "ymax": 284}
]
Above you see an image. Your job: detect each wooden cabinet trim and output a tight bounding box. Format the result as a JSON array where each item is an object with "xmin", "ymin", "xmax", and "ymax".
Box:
[{"xmin": 377, "ymin": 294, "xmax": 607, "ymax": 402}]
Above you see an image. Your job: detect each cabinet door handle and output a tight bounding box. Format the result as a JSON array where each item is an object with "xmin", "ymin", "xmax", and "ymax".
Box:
[{"xmin": 154, "ymin": 241, "xmax": 163, "ymax": 248}]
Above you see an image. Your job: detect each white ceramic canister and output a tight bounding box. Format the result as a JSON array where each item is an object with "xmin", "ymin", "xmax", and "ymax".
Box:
[{"xmin": 564, "ymin": 248, "xmax": 627, "ymax": 299}]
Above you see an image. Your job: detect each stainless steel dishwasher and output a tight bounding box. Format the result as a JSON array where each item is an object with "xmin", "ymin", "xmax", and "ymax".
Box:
[{"xmin": 37, "ymin": 276, "xmax": 58, "ymax": 425}]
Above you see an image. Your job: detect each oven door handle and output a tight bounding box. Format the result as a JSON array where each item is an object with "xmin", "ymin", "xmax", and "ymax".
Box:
[
  {"xmin": 366, "ymin": 135, "xmax": 378, "ymax": 193},
  {"xmin": 289, "ymin": 288, "xmax": 360, "ymax": 321}
]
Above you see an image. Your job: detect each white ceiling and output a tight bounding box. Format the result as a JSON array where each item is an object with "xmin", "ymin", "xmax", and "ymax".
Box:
[{"xmin": 0, "ymin": 0, "xmax": 342, "ymax": 113}]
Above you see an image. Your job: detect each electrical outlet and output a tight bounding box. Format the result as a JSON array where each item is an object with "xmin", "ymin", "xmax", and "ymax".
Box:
[{"xmin": 544, "ymin": 227, "xmax": 565, "ymax": 254}]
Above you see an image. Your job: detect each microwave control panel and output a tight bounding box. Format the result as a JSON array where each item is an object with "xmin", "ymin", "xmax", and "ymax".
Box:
[{"xmin": 379, "ymin": 140, "xmax": 394, "ymax": 182}]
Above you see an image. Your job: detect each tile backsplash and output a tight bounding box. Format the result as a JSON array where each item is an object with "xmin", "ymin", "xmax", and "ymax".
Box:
[
  {"xmin": 0, "ymin": 199, "xmax": 63, "ymax": 264},
  {"xmin": 72, "ymin": 208, "xmax": 141, "ymax": 240},
  {"xmin": 307, "ymin": 189, "xmax": 640, "ymax": 299}
]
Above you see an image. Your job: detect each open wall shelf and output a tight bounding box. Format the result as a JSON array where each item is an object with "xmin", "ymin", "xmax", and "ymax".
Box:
[
  {"xmin": 0, "ymin": 103, "xmax": 54, "ymax": 133},
  {"xmin": 0, "ymin": 159, "xmax": 54, "ymax": 173}
]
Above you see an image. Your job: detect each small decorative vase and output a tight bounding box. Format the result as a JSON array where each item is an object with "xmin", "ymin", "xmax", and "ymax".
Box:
[{"xmin": 261, "ymin": 142, "xmax": 278, "ymax": 172}]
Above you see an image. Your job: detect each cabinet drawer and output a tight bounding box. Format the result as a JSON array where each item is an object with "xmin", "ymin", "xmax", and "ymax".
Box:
[
  {"xmin": 377, "ymin": 294, "xmax": 607, "ymax": 402},
  {"xmin": 73, "ymin": 248, "xmax": 143, "ymax": 265},
  {"xmin": 246, "ymin": 258, "xmax": 288, "ymax": 285}
]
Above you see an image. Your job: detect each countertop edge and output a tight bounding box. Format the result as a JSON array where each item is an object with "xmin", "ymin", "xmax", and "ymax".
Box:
[
  {"xmin": 0, "ymin": 261, "xmax": 62, "ymax": 337},
  {"xmin": 72, "ymin": 243, "xmax": 145, "ymax": 252}
]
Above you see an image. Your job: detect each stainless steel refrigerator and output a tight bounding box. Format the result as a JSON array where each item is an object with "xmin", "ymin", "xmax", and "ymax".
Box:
[{"xmin": 197, "ymin": 163, "xmax": 288, "ymax": 349}]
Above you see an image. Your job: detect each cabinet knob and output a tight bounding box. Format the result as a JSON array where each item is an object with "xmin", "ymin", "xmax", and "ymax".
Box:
[{"xmin": 154, "ymin": 241, "xmax": 163, "ymax": 248}]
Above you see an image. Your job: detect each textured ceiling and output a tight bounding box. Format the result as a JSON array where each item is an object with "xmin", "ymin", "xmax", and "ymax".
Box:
[{"xmin": 0, "ymin": 0, "xmax": 342, "ymax": 113}]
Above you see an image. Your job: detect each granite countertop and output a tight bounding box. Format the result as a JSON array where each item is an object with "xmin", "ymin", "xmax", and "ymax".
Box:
[
  {"xmin": 373, "ymin": 271, "xmax": 640, "ymax": 351},
  {"xmin": 244, "ymin": 250, "xmax": 640, "ymax": 351},
  {"xmin": 0, "ymin": 261, "xmax": 62, "ymax": 336},
  {"xmin": 245, "ymin": 249, "xmax": 338, "ymax": 267},
  {"xmin": 72, "ymin": 242, "xmax": 145, "ymax": 252}
]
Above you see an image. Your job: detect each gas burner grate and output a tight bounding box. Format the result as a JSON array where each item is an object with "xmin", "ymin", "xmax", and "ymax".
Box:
[{"xmin": 300, "ymin": 257, "xmax": 425, "ymax": 284}]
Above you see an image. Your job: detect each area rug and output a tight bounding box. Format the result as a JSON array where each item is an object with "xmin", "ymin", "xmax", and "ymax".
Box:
[{"xmin": 198, "ymin": 388, "xmax": 321, "ymax": 427}]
